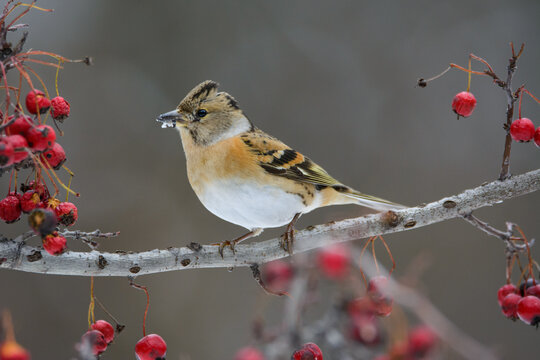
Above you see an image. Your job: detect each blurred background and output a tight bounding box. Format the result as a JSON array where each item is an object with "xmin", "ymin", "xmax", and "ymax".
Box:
[{"xmin": 1, "ymin": 0, "xmax": 540, "ymax": 358}]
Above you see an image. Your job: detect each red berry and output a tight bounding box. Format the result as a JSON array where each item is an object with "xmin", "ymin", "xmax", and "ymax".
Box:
[
  {"xmin": 25, "ymin": 180, "xmax": 50, "ymax": 201},
  {"xmin": 0, "ymin": 195, "xmax": 21, "ymax": 223},
  {"xmin": 347, "ymin": 296, "xmax": 377, "ymax": 318},
  {"xmin": 501, "ymin": 293, "xmax": 522, "ymax": 320},
  {"xmin": 50, "ymin": 96, "xmax": 70, "ymax": 120},
  {"xmin": 5, "ymin": 116, "xmax": 32, "ymax": 136},
  {"xmin": 263, "ymin": 260, "xmax": 294, "ymax": 293},
  {"xmin": 526, "ymin": 284, "xmax": 540, "ymax": 298},
  {"xmin": 497, "ymin": 284, "xmax": 517, "ymax": 306},
  {"xmin": 534, "ymin": 127, "xmax": 540, "ymax": 147},
  {"xmin": 41, "ymin": 143, "xmax": 66, "ymax": 170},
  {"xmin": 6, "ymin": 135, "xmax": 28, "ymax": 163},
  {"xmin": 350, "ymin": 314, "xmax": 381, "ymax": 345},
  {"xmin": 317, "ymin": 243, "xmax": 350, "ymax": 279},
  {"xmin": 517, "ymin": 296, "xmax": 540, "ymax": 326},
  {"xmin": 234, "ymin": 347, "xmax": 266, "ymax": 360},
  {"xmin": 0, "ymin": 137, "xmax": 15, "ymax": 167},
  {"xmin": 510, "ymin": 118, "xmax": 535, "ymax": 142},
  {"xmin": 367, "ymin": 276, "xmax": 393, "ymax": 317},
  {"xmin": 135, "ymin": 334, "xmax": 167, "ymax": 360},
  {"xmin": 291, "ymin": 343, "xmax": 323, "ymax": 360},
  {"xmin": 408, "ymin": 326, "xmax": 437, "ymax": 356},
  {"xmin": 452, "ymin": 91, "xmax": 477, "ymax": 118},
  {"xmin": 20, "ymin": 190, "xmax": 40, "ymax": 213},
  {"xmin": 25, "ymin": 89, "xmax": 51, "ymax": 115},
  {"xmin": 0, "ymin": 340, "xmax": 31, "ymax": 360},
  {"xmin": 25, "ymin": 125, "xmax": 56, "ymax": 151},
  {"xmin": 91, "ymin": 320, "xmax": 115, "ymax": 344},
  {"xmin": 42, "ymin": 232, "xmax": 67, "ymax": 255},
  {"xmin": 54, "ymin": 201, "xmax": 78, "ymax": 226},
  {"xmin": 80, "ymin": 329, "xmax": 107, "ymax": 355}
]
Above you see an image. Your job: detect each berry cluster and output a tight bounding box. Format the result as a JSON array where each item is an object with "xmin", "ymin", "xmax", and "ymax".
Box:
[{"xmin": 498, "ymin": 279, "xmax": 540, "ymax": 326}]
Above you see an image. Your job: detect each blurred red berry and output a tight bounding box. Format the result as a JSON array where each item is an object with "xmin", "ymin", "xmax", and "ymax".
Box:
[
  {"xmin": 263, "ymin": 260, "xmax": 294, "ymax": 293},
  {"xmin": 367, "ymin": 276, "xmax": 393, "ymax": 317},
  {"xmin": 6, "ymin": 135, "xmax": 28, "ymax": 163},
  {"xmin": 41, "ymin": 143, "xmax": 66, "ymax": 170},
  {"xmin": 497, "ymin": 284, "xmax": 517, "ymax": 306},
  {"xmin": 317, "ymin": 243, "xmax": 350, "ymax": 279},
  {"xmin": 452, "ymin": 91, "xmax": 477, "ymax": 118},
  {"xmin": 80, "ymin": 329, "xmax": 107, "ymax": 356},
  {"xmin": 517, "ymin": 296, "xmax": 540, "ymax": 326},
  {"xmin": 42, "ymin": 232, "xmax": 67, "ymax": 255},
  {"xmin": 534, "ymin": 127, "xmax": 540, "ymax": 147},
  {"xmin": 0, "ymin": 137, "xmax": 15, "ymax": 167},
  {"xmin": 291, "ymin": 343, "xmax": 323, "ymax": 360},
  {"xmin": 25, "ymin": 89, "xmax": 51, "ymax": 115},
  {"xmin": 526, "ymin": 284, "xmax": 540, "ymax": 298},
  {"xmin": 350, "ymin": 314, "xmax": 381, "ymax": 346},
  {"xmin": 234, "ymin": 347, "xmax": 265, "ymax": 360},
  {"xmin": 408, "ymin": 326, "xmax": 437, "ymax": 356},
  {"xmin": 348, "ymin": 296, "xmax": 377, "ymax": 318},
  {"xmin": 135, "ymin": 334, "xmax": 167, "ymax": 360},
  {"xmin": 510, "ymin": 118, "xmax": 535, "ymax": 142},
  {"xmin": 25, "ymin": 125, "xmax": 56, "ymax": 151},
  {"xmin": 5, "ymin": 116, "xmax": 32, "ymax": 136},
  {"xmin": 28, "ymin": 208, "xmax": 58, "ymax": 237},
  {"xmin": 54, "ymin": 201, "xmax": 78, "ymax": 226},
  {"xmin": 501, "ymin": 293, "xmax": 522, "ymax": 320},
  {"xmin": 50, "ymin": 96, "xmax": 70, "ymax": 120},
  {"xmin": 91, "ymin": 320, "xmax": 115, "ymax": 344},
  {"xmin": 20, "ymin": 190, "xmax": 40, "ymax": 213},
  {"xmin": 0, "ymin": 195, "xmax": 21, "ymax": 223},
  {"xmin": 0, "ymin": 339, "xmax": 31, "ymax": 360}
]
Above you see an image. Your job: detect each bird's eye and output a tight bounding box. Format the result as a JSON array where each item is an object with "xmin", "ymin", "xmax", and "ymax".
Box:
[{"xmin": 197, "ymin": 109, "xmax": 208, "ymax": 118}]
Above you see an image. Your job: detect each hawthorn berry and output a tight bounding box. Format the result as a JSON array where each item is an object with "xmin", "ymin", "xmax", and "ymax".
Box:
[
  {"xmin": 41, "ymin": 143, "xmax": 66, "ymax": 170},
  {"xmin": 55, "ymin": 201, "xmax": 78, "ymax": 226},
  {"xmin": 135, "ymin": 334, "xmax": 167, "ymax": 360},
  {"xmin": 0, "ymin": 137, "xmax": 15, "ymax": 167},
  {"xmin": 50, "ymin": 96, "xmax": 70, "ymax": 121},
  {"xmin": 25, "ymin": 89, "xmax": 51, "ymax": 115},
  {"xmin": 42, "ymin": 232, "xmax": 67, "ymax": 255},
  {"xmin": 291, "ymin": 343, "xmax": 323, "ymax": 360},
  {"xmin": 5, "ymin": 116, "xmax": 32, "ymax": 136},
  {"xmin": 497, "ymin": 284, "xmax": 517, "ymax": 306},
  {"xmin": 91, "ymin": 320, "xmax": 115, "ymax": 344},
  {"xmin": 25, "ymin": 125, "xmax": 56, "ymax": 151},
  {"xmin": 316, "ymin": 243, "xmax": 350, "ymax": 279},
  {"xmin": 408, "ymin": 326, "xmax": 437, "ymax": 357},
  {"xmin": 526, "ymin": 284, "xmax": 540, "ymax": 298},
  {"xmin": 534, "ymin": 127, "xmax": 540, "ymax": 147},
  {"xmin": 0, "ymin": 339, "xmax": 31, "ymax": 360},
  {"xmin": 263, "ymin": 260, "xmax": 294, "ymax": 293},
  {"xmin": 501, "ymin": 293, "xmax": 522, "ymax": 320},
  {"xmin": 517, "ymin": 296, "xmax": 540, "ymax": 326},
  {"xmin": 234, "ymin": 347, "xmax": 266, "ymax": 360},
  {"xmin": 452, "ymin": 91, "xmax": 477, "ymax": 118},
  {"xmin": 367, "ymin": 276, "xmax": 393, "ymax": 317},
  {"xmin": 510, "ymin": 118, "xmax": 535, "ymax": 142},
  {"xmin": 0, "ymin": 194, "xmax": 21, "ymax": 223},
  {"xmin": 24, "ymin": 180, "xmax": 50, "ymax": 201},
  {"xmin": 20, "ymin": 190, "xmax": 40, "ymax": 213},
  {"xmin": 28, "ymin": 208, "xmax": 58, "ymax": 237},
  {"xmin": 80, "ymin": 329, "xmax": 107, "ymax": 356},
  {"xmin": 6, "ymin": 135, "xmax": 28, "ymax": 163},
  {"xmin": 347, "ymin": 296, "xmax": 377, "ymax": 318}
]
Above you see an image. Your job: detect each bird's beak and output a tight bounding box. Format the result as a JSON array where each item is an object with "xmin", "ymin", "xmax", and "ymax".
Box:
[{"xmin": 156, "ymin": 109, "xmax": 186, "ymax": 128}]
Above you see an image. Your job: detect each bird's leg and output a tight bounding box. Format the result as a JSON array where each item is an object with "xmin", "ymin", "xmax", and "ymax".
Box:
[
  {"xmin": 280, "ymin": 213, "xmax": 301, "ymax": 255},
  {"xmin": 213, "ymin": 228, "xmax": 263, "ymax": 258}
]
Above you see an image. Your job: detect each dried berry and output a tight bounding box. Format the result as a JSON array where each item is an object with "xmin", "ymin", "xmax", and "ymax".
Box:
[
  {"xmin": 317, "ymin": 243, "xmax": 350, "ymax": 279},
  {"xmin": 510, "ymin": 118, "xmax": 535, "ymax": 142},
  {"xmin": 135, "ymin": 334, "xmax": 167, "ymax": 360},
  {"xmin": 25, "ymin": 125, "xmax": 56, "ymax": 151},
  {"xmin": 91, "ymin": 320, "xmax": 115, "ymax": 344},
  {"xmin": 50, "ymin": 96, "xmax": 70, "ymax": 121},
  {"xmin": 54, "ymin": 201, "xmax": 77, "ymax": 226},
  {"xmin": 291, "ymin": 343, "xmax": 323, "ymax": 360},
  {"xmin": 452, "ymin": 91, "xmax": 477, "ymax": 118},
  {"xmin": 6, "ymin": 135, "xmax": 28, "ymax": 163},
  {"xmin": 20, "ymin": 190, "xmax": 40, "ymax": 213},
  {"xmin": 25, "ymin": 89, "xmax": 51, "ymax": 115},
  {"xmin": 42, "ymin": 232, "xmax": 67, "ymax": 255},
  {"xmin": 0, "ymin": 195, "xmax": 21, "ymax": 223},
  {"xmin": 41, "ymin": 143, "xmax": 66, "ymax": 169},
  {"xmin": 80, "ymin": 329, "xmax": 107, "ymax": 355}
]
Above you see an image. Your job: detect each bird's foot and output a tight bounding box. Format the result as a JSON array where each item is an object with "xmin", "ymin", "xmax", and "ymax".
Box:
[
  {"xmin": 279, "ymin": 228, "xmax": 295, "ymax": 255},
  {"xmin": 212, "ymin": 228, "xmax": 263, "ymax": 258}
]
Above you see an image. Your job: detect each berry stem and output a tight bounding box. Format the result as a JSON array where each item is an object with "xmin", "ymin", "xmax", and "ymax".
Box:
[
  {"xmin": 130, "ymin": 279, "xmax": 150, "ymax": 337},
  {"xmin": 39, "ymin": 155, "xmax": 80, "ymax": 197},
  {"xmin": 54, "ymin": 59, "xmax": 63, "ymax": 97},
  {"xmin": 449, "ymin": 63, "xmax": 486, "ymax": 76},
  {"xmin": 88, "ymin": 276, "xmax": 95, "ymax": 328},
  {"xmin": 2, "ymin": 309, "xmax": 16, "ymax": 342},
  {"xmin": 371, "ymin": 238, "xmax": 380, "ymax": 274},
  {"xmin": 466, "ymin": 56, "xmax": 472, "ymax": 92},
  {"xmin": 0, "ymin": 62, "xmax": 12, "ymax": 121},
  {"xmin": 377, "ymin": 235, "xmax": 396, "ymax": 276},
  {"xmin": 93, "ymin": 296, "xmax": 123, "ymax": 329}
]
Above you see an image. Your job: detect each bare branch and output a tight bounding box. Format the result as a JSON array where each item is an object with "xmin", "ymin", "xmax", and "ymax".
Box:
[{"xmin": 0, "ymin": 168, "xmax": 539, "ymax": 277}]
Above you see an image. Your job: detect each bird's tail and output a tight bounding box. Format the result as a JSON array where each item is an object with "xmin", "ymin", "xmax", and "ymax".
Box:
[{"xmin": 341, "ymin": 188, "xmax": 406, "ymax": 212}]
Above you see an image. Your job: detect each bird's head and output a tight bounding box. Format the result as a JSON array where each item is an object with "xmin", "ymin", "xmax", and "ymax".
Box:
[{"xmin": 157, "ymin": 80, "xmax": 253, "ymax": 146}]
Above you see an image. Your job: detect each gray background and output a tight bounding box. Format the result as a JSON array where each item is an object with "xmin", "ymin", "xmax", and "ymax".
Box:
[{"xmin": 1, "ymin": 0, "xmax": 539, "ymax": 359}]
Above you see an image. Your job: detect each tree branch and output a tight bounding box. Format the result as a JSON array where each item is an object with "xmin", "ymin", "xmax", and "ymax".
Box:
[{"xmin": 1, "ymin": 168, "xmax": 539, "ymax": 277}]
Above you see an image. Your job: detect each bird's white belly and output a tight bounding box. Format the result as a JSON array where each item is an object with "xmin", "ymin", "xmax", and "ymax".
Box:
[{"xmin": 196, "ymin": 179, "xmax": 306, "ymax": 230}]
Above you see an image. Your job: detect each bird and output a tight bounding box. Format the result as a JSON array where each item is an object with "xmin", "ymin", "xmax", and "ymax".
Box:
[{"xmin": 157, "ymin": 80, "xmax": 404, "ymax": 256}]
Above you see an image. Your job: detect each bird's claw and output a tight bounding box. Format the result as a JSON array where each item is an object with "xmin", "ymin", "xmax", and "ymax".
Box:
[
  {"xmin": 213, "ymin": 240, "xmax": 236, "ymax": 258},
  {"xmin": 280, "ymin": 229, "xmax": 295, "ymax": 255}
]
